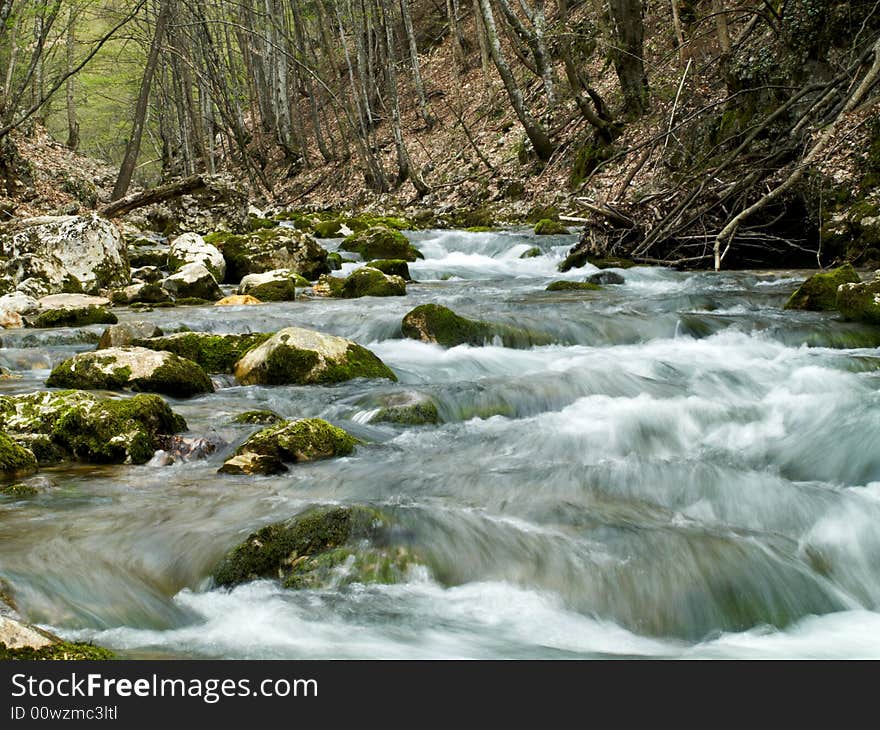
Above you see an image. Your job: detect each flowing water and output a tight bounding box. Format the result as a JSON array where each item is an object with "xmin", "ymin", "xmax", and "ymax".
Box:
[{"xmin": 2, "ymin": 227, "xmax": 880, "ymax": 659}]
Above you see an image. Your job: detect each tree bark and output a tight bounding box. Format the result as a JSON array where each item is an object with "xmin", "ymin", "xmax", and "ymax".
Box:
[{"xmin": 608, "ymin": 0, "xmax": 649, "ymax": 116}]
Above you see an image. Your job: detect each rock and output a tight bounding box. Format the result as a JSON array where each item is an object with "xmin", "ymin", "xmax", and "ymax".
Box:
[
  {"xmin": 168, "ymin": 232, "xmax": 226, "ymax": 281},
  {"xmin": 216, "ymin": 294, "xmax": 262, "ymax": 306},
  {"xmin": 314, "ymin": 267, "xmax": 406, "ymax": 298},
  {"xmin": 30, "ymin": 294, "xmax": 117, "ymax": 328},
  {"xmin": 785, "ymin": 264, "xmax": 861, "ymax": 311},
  {"xmin": 130, "ymin": 265, "xmax": 164, "ymax": 283},
  {"xmin": 217, "ymin": 451, "xmax": 288, "ymax": 476},
  {"xmin": 546, "ymin": 280, "xmax": 601, "ymax": 291},
  {"xmin": 0, "ymin": 432, "xmax": 38, "ymax": 477},
  {"xmin": 534, "ymin": 219, "xmax": 569, "ymax": 235},
  {"xmin": 559, "ymin": 253, "xmax": 636, "ymax": 272},
  {"xmin": 0, "ymin": 483, "xmax": 39, "ymax": 497},
  {"xmin": 233, "ymin": 327, "xmax": 397, "ymax": 385},
  {"xmin": 0, "ymin": 214, "xmax": 130, "ymax": 296},
  {"xmin": 230, "ymin": 409, "xmax": 284, "ymax": 425},
  {"xmin": 205, "ymin": 227, "xmax": 330, "ymax": 282},
  {"xmin": 211, "ymin": 505, "xmax": 416, "ymax": 590},
  {"xmin": 587, "ymin": 271, "xmax": 626, "ymax": 285},
  {"xmin": 98, "ymin": 321, "xmax": 164, "ymax": 349},
  {"xmin": 0, "ymin": 311, "xmax": 22, "ymax": 328},
  {"xmin": 46, "ymin": 347, "xmax": 214, "ymax": 398},
  {"xmin": 340, "ymin": 226, "xmax": 423, "ymax": 262},
  {"xmin": 135, "ymin": 174, "xmax": 249, "ymax": 236},
  {"xmin": 110, "ymin": 281, "xmax": 172, "ymax": 305},
  {"xmin": 237, "ymin": 269, "xmax": 299, "ymax": 301},
  {"xmin": 0, "ymin": 615, "xmax": 115, "ymax": 659},
  {"xmin": 327, "ymin": 252, "xmax": 343, "ymax": 270},
  {"xmin": 0, "ymin": 292, "xmax": 38, "ymax": 315},
  {"xmin": 0, "ymin": 390, "xmax": 187, "ymax": 465},
  {"xmin": 837, "ymin": 277, "xmax": 880, "ymax": 324},
  {"xmin": 132, "ymin": 332, "xmax": 272, "ymax": 373},
  {"xmin": 367, "ymin": 259, "xmax": 412, "ymax": 280},
  {"xmin": 313, "ymin": 219, "xmax": 342, "ymax": 238},
  {"xmin": 520, "ymin": 247, "xmax": 542, "ymax": 258},
  {"xmin": 401, "ymin": 304, "xmax": 551, "ymax": 348},
  {"xmin": 128, "ymin": 245, "xmax": 169, "ymax": 269},
  {"xmin": 161, "ymin": 263, "xmax": 223, "ymax": 301},
  {"xmin": 366, "ymin": 392, "xmax": 440, "ymax": 426},
  {"xmin": 156, "ymin": 434, "xmax": 222, "ymax": 461}
]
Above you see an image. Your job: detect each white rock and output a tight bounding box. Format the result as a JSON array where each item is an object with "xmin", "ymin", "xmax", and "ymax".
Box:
[
  {"xmin": 0, "ymin": 292, "xmax": 38, "ymax": 315},
  {"xmin": 36, "ymin": 293, "xmax": 111, "ymax": 311},
  {"xmin": 0, "ymin": 615, "xmax": 53, "ymax": 650},
  {"xmin": 161, "ymin": 262, "xmax": 223, "ymax": 300},
  {"xmin": 168, "ymin": 232, "xmax": 226, "ymax": 281}
]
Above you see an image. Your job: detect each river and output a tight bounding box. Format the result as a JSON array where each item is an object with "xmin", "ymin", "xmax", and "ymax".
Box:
[{"xmin": 2, "ymin": 227, "xmax": 880, "ymax": 659}]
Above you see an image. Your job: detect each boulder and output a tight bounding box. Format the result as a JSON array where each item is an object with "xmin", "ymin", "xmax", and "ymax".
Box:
[
  {"xmin": 0, "ymin": 432, "xmax": 38, "ymax": 477},
  {"xmin": 587, "ymin": 271, "xmax": 626, "ymax": 285},
  {"xmin": 0, "ymin": 214, "xmax": 129, "ymax": 295},
  {"xmin": 520, "ymin": 247, "xmax": 542, "ymax": 259},
  {"xmin": 314, "ymin": 267, "xmax": 406, "ymax": 298},
  {"xmin": 110, "ymin": 281, "xmax": 172, "ymax": 305},
  {"xmin": 0, "ymin": 613, "xmax": 114, "ymax": 660},
  {"xmin": 0, "ymin": 390, "xmax": 187, "ymax": 465},
  {"xmin": 161, "ymin": 263, "xmax": 223, "ymax": 301},
  {"xmin": 130, "ymin": 265, "xmax": 164, "ymax": 283},
  {"xmin": 0, "ymin": 292, "xmax": 37, "ymax": 329},
  {"xmin": 233, "ymin": 327, "xmax": 397, "ymax": 385},
  {"xmin": 30, "ymin": 293, "xmax": 117, "ymax": 328},
  {"xmin": 132, "ymin": 332, "xmax": 271, "ymax": 373},
  {"xmin": 363, "ymin": 391, "xmax": 440, "ymax": 425},
  {"xmin": 98, "ymin": 321, "xmax": 164, "ymax": 349},
  {"xmin": 237, "ymin": 269, "xmax": 299, "ymax": 301},
  {"xmin": 46, "ymin": 347, "xmax": 214, "ymax": 398},
  {"xmin": 401, "ymin": 304, "xmax": 551, "ymax": 348},
  {"xmin": 127, "ymin": 245, "xmax": 170, "ymax": 269},
  {"xmin": 205, "ymin": 227, "xmax": 330, "ymax": 282},
  {"xmin": 785, "ymin": 264, "xmax": 861, "ymax": 311},
  {"xmin": 219, "ymin": 418, "xmax": 357, "ymax": 475},
  {"xmin": 837, "ymin": 276, "xmax": 880, "ymax": 324},
  {"xmin": 216, "ymin": 294, "xmax": 261, "ymax": 306},
  {"xmin": 534, "ymin": 219, "xmax": 569, "ymax": 235},
  {"xmin": 340, "ymin": 226, "xmax": 423, "ymax": 262},
  {"xmin": 546, "ymin": 280, "xmax": 601, "ymax": 291},
  {"xmin": 211, "ymin": 505, "xmax": 417, "ymax": 590},
  {"xmin": 366, "ymin": 259, "xmax": 412, "ymax": 280},
  {"xmin": 168, "ymin": 232, "xmax": 226, "ymax": 281}
]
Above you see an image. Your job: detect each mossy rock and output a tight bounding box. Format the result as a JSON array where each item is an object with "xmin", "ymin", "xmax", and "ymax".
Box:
[
  {"xmin": 230, "ymin": 409, "xmax": 284, "ymax": 425},
  {"xmin": 343, "ymin": 214, "xmax": 414, "ymax": 233},
  {"xmin": 0, "ymin": 482, "xmax": 38, "ymax": 497},
  {"xmin": 46, "ymin": 347, "xmax": 214, "ymax": 398},
  {"xmin": 546, "ymin": 280, "xmax": 601, "ymax": 291},
  {"xmin": 220, "ymin": 418, "xmax": 357, "ymax": 475},
  {"xmin": 0, "ymin": 432, "xmax": 37, "ymax": 477},
  {"xmin": 98, "ymin": 321, "xmax": 164, "ymax": 349},
  {"xmin": 837, "ymin": 277, "xmax": 880, "ymax": 324},
  {"xmin": 401, "ymin": 304, "xmax": 552, "ymax": 348},
  {"xmin": 0, "ymin": 640, "xmax": 115, "ymax": 660},
  {"xmin": 0, "ymin": 391, "xmax": 186, "ymax": 465},
  {"xmin": 367, "ymin": 259, "xmax": 411, "ymax": 280},
  {"xmin": 313, "ymin": 219, "xmax": 343, "ymax": 238},
  {"xmin": 327, "ymin": 252, "xmax": 343, "ymax": 270},
  {"xmin": 204, "ymin": 227, "xmax": 330, "ymax": 282},
  {"xmin": 559, "ymin": 251, "xmax": 636, "ymax": 272},
  {"xmin": 315, "ymin": 267, "xmax": 406, "ymax": 298},
  {"xmin": 520, "ymin": 247, "xmax": 542, "ymax": 259},
  {"xmin": 132, "ymin": 332, "xmax": 272, "ymax": 374},
  {"xmin": 212, "ymin": 505, "xmax": 412, "ymax": 589},
  {"xmin": 464, "ymin": 226, "xmax": 497, "ymax": 233},
  {"xmin": 340, "ymin": 226, "xmax": 423, "ymax": 262},
  {"xmin": 237, "ymin": 269, "xmax": 301, "ymax": 301},
  {"xmin": 369, "ymin": 393, "xmax": 440, "ymax": 426},
  {"xmin": 526, "ymin": 205, "xmax": 560, "ymax": 223},
  {"xmin": 234, "ymin": 327, "xmax": 397, "ymax": 385},
  {"xmin": 587, "ymin": 271, "xmax": 626, "ymax": 285},
  {"xmin": 784, "ymin": 264, "xmax": 861, "ymax": 311},
  {"xmin": 172, "ymin": 297, "xmax": 211, "ymax": 306},
  {"xmin": 534, "ymin": 219, "xmax": 570, "ymax": 235},
  {"xmin": 32, "ymin": 306, "xmax": 117, "ymax": 329}
]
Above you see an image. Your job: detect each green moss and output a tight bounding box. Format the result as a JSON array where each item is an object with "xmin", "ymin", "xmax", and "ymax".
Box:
[
  {"xmin": 231, "ymin": 409, "xmax": 283, "ymax": 425},
  {"xmin": 141, "ymin": 358, "xmax": 214, "ymax": 398},
  {"xmin": 246, "ymin": 279, "xmax": 297, "ymax": 301},
  {"xmin": 372, "ymin": 400, "xmax": 440, "ymax": 425},
  {"xmin": 784, "ymin": 264, "xmax": 860, "ymax": 311},
  {"xmin": 282, "ymin": 545, "xmax": 417, "ymax": 589},
  {"xmin": 313, "ymin": 219, "xmax": 342, "ymax": 238},
  {"xmin": 451, "ymin": 207, "xmax": 495, "ymax": 229},
  {"xmin": 262, "ymin": 345, "xmax": 322, "ymax": 384},
  {"xmin": 837, "ymin": 279, "xmax": 880, "ymax": 324},
  {"xmin": 367, "ymin": 259, "xmax": 411, "ymax": 280},
  {"xmin": 464, "ymin": 225, "xmax": 497, "ymax": 233},
  {"xmin": 343, "ymin": 214, "xmax": 414, "ymax": 233},
  {"xmin": 0, "ymin": 432, "xmax": 37, "ymax": 476},
  {"xmin": 134, "ymin": 332, "xmax": 272, "ymax": 373},
  {"xmin": 172, "ymin": 297, "xmax": 211, "ymax": 306},
  {"xmin": 46, "ymin": 356, "xmax": 133, "ymax": 391},
  {"xmin": 520, "ymin": 247, "xmax": 542, "ymax": 258},
  {"xmin": 319, "ymin": 343, "xmax": 398, "ymax": 383},
  {"xmin": 0, "ymin": 482, "xmax": 38, "ymax": 496},
  {"xmin": 341, "ymin": 268, "xmax": 407, "ymax": 298},
  {"xmin": 558, "ymin": 253, "xmax": 636, "ymax": 272},
  {"xmin": 526, "ymin": 205, "xmax": 560, "ymax": 223},
  {"xmin": 247, "ymin": 216, "xmax": 279, "ymax": 231},
  {"xmin": 534, "ymin": 219, "xmax": 570, "ymax": 235},
  {"xmin": 546, "ymin": 280, "xmax": 602, "ymax": 291},
  {"xmin": 234, "ymin": 418, "xmax": 357, "ymax": 464},
  {"xmin": 327, "ymin": 252, "xmax": 343, "ymax": 270},
  {"xmin": 0, "ymin": 641, "xmax": 115, "ymax": 661},
  {"xmin": 400, "ymin": 304, "xmax": 550, "ymax": 348},
  {"xmin": 340, "ymin": 226, "xmax": 423, "ymax": 262},
  {"xmin": 569, "ymin": 139, "xmax": 615, "ymax": 189},
  {"xmin": 33, "ymin": 306, "xmax": 117, "ymax": 328}
]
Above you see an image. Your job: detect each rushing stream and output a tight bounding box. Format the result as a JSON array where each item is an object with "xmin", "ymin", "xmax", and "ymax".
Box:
[{"xmin": 2, "ymin": 227, "xmax": 880, "ymax": 659}]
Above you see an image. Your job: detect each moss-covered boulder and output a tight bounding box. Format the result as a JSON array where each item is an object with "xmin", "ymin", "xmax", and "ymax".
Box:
[
  {"xmin": 127, "ymin": 245, "xmax": 169, "ymax": 269},
  {"xmin": 0, "ymin": 483, "xmax": 39, "ymax": 497},
  {"xmin": 230, "ymin": 409, "xmax": 283, "ymax": 425},
  {"xmin": 132, "ymin": 332, "xmax": 271, "ymax": 374},
  {"xmin": 0, "ymin": 432, "xmax": 37, "ymax": 477},
  {"xmin": 367, "ymin": 259, "xmax": 412, "ymax": 280},
  {"xmin": 98, "ymin": 321, "xmax": 164, "ymax": 349},
  {"xmin": 110, "ymin": 281, "xmax": 172, "ymax": 305},
  {"xmin": 130, "ymin": 265, "xmax": 164, "ymax": 283},
  {"xmin": 587, "ymin": 271, "xmax": 626, "ymax": 285},
  {"xmin": 313, "ymin": 219, "xmax": 342, "ymax": 238},
  {"xmin": 234, "ymin": 327, "xmax": 397, "ymax": 385},
  {"xmin": 534, "ymin": 219, "xmax": 570, "ymax": 235},
  {"xmin": 237, "ymin": 269, "xmax": 299, "ymax": 301},
  {"xmin": 837, "ymin": 276, "xmax": 880, "ymax": 324},
  {"xmin": 364, "ymin": 392, "xmax": 440, "ymax": 426},
  {"xmin": 0, "ymin": 615, "xmax": 114, "ymax": 660},
  {"xmin": 340, "ymin": 226, "xmax": 423, "ymax": 262},
  {"xmin": 0, "ymin": 390, "xmax": 187, "ymax": 465},
  {"xmin": 167, "ymin": 232, "xmax": 226, "ymax": 281},
  {"xmin": 559, "ymin": 252, "xmax": 636, "ymax": 272},
  {"xmin": 520, "ymin": 247, "xmax": 542, "ymax": 259},
  {"xmin": 204, "ymin": 227, "xmax": 330, "ymax": 282},
  {"xmin": 785, "ymin": 264, "xmax": 861, "ymax": 311},
  {"xmin": 161, "ymin": 263, "xmax": 223, "ymax": 301},
  {"xmin": 31, "ymin": 305, "xmax": 117, "ymax": 328},
  {"xmin": 546, "ymin": 280, "xmax": 601, "ymax": 291},
  {"xmin": 401, "ymin": 304, "xmax": 551, "ymax": 348},
  {"xmin": 212, "ymin": 505, "xmax": 415, "ymax": 590},
  {"xmin": 46, "ymin": 347, "xmax": 214, "ymax": 398},
  {"xmin": 219, "ymin": 418, "xmax": 357, "ymax": 475},
  {"xmin": 314, "ymin": 267, "xmax": 407, "ymax": 298}
]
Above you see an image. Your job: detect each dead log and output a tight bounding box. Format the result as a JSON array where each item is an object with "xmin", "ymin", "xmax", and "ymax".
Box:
[{"xmin": 99, "ymin": 175, "xmax": 215, "ymax": 219}]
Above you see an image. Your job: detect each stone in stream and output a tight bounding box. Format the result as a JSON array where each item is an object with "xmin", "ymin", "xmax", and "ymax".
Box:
[
  {"xmin": 127, "ymin": 245, "xmax": 170, "ymax": 269},
  {"xmin": 130, "ymin": 265, "xmax": 164, "ymax": 283},
  {"xmin": 0, "ymin": 390, "xmax": 187, "ymax": 465},
  {"xmin": 160, "ymin": 262, "xmax": 223, "ymax": 301},
  {"xmin": 520, "ymin": 246, "xmax": 542, "ymax": 259},
  {"xmin": 313, "ymin": 267, "xmax": 407, "ymax": 298},
  {"xmin": 0, "ymin": 292, "xmax": 38, "ymax": 329},
  {"xmin": 212, "ymin": 505, "xmax": 419, "ymax": 590},
  {"xmin": 28, "ymin": 293, "xmax": 117, "ymax": 328},
  {"xmin": 546, "ymin": 280, "xmax": 601, "ymax": 292},
  {"xmin": 219, "ymin": 418, "xmax": 357, "ymax": 475},
  {"xmin": 533, "ymin": 219, "xmax": 570, "ymax": 235},
  {"xmin": 340, "ymin": 225, "xmax": 423, "ymax": 262},
  {"xmin": 401, "ymin": 304, "xmax": 551, "ymax": 348},
  {"xmin": 0, "ymin": 614, "xmax": 115, "ymax": 660},
  {"xmin": 230, "ymin": 409, "xmax": 284, "ymax": 425},
  {"xmin": 361, "ymin": 391, "xmax": 441, "ymax": 426},
  {"xmin": 46, "ymin": 347, "xmax": 214, "ymax": 398},
  {"xmin": 236, "ymin": 268, "xmax": 304, "ymax": 301},
  {"xmin": 110, "ymin": 281, "xmax": 173, "ymax": 305},
  {"xmin": 587, "ymin": 271, "xmax": 626, "ymax": 285},
  {"xmin": 233, "ymin": 327, "xmax": 397, "ymax": 385},
  {"xmin": 784, "ymin": 264, "xmax": 860, "ymax": 311},
  {"xmin": 836, "ymin": 275, "xmax": 880, "ymax": 324},
  {"xmin": 0, "ymin": 213, "xmax": 130, "ymax": 296},
  {"xmin": 98, "ymin": 321, "xmax": 164, "ymax": 349},
  {"xmin": 0, "ymin": 431, "xmax": 38, "ymax": 477},
  {"xmin": 215, "ymin": 294, "xmax": 262, "ymax": 306},
  {"xmin": 204, "ymin": 227, "xmax": 330, "ymax": 282},
  {"xmin": 167, "ymin": 232, "xmax": 226, "ymax": 281},
  {"xmin": 132, "ymin": 331, "xmax": 272, "ymax": 374}
]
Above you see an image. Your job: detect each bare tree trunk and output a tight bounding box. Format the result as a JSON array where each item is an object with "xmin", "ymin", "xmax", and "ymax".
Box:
[
  {"xmin": 65, "ymin": 7, "xmax": 80, "ymax": 150},
  {"xmin": 608, "ymin": 0, "xmax": 649, "ymax": 116},
  {"xmin": 473, "ymin": 0, "xmax": 495, "ymax": 100},
  {"xmin": 400, "ymin": 0, "xmax": 434, "ymax": 127},
  {"xmin": 712, "ymin": 0, "xmax": 730, "ymax": 53}
]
